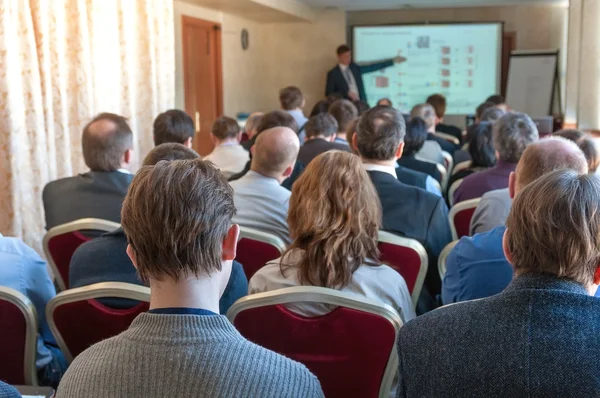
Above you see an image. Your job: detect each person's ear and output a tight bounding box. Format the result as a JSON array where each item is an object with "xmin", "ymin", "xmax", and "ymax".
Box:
[
  {"xmin": 351, "ymin": 132, "xmax": 359, "ymax": 152},
  {"xmin": 283, "ymin": 164, "xmax": 294, "ymax": 178},
  {"xmin": 509, "ymin": 171, "xmax": 516, "ymax": 199},
  {"xmin": 126, "ymin": 244, "xmax": 138, "ymax": 270},
  {"xmin": 209, "ymin": 132, "xmax": 217, "ymax": 145},
  {"xmin": 222, "ymin": 224, "xmax": 240, "ymax": 261},
  {"xmin": 184, "ymin": 136, "xmax": 193, "ymax": 148},
  {"xmin": 123, "ymin": 148, "xmax": 134, "ymax": 167},
  {"xmin": 502, "ymin": 229, "xmax": 514, "ymax": 266},
  {"xmin": 395, "ymin": 142, "xmax": 405, "ymax": 160}
]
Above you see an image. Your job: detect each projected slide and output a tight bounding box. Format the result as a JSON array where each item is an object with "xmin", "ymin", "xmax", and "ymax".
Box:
[{"xmin": 353, "ymin": 24, "xmax": 501, "ymax": 114}]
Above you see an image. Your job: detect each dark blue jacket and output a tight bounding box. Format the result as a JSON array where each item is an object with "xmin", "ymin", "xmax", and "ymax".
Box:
[
  {"xmin": 325, "ymin": 60, "xmax": 393, "ymax": 103},
  {"xmin": 398, "ymin": 273, "xmax": 600, "ymax": 397}
]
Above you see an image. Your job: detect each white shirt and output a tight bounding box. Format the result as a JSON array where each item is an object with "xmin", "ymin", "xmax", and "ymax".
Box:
[
  {"xmin": 362, "ymin": 163, "xmax": 397, "ymax": 178},
  {"xmin": 249, "ymin": 249, "xmax": 416, "ymax": 323},
  {"xmin": 339, "ymin": 64, "xmax": 359, "ymax": 97},
  {"xmin": 204, "ymin": 143, "xmax": 249, "ymax": 179}
]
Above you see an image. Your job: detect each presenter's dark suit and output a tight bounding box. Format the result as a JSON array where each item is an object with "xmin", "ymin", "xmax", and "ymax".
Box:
[
  {"xmin": 397, "ymin": 273, "xmax": 600, "ymax": 398},
  {"xmin": 42, "ymin": 171, "xmax": 133, "ymax": 230},
  {"xmin": 326, "ymin": 60, "xmax": 394, "ymax": 103},
  {"xmin": 367, "ymin": 170, "xmax": 452, "ymax": 296}
]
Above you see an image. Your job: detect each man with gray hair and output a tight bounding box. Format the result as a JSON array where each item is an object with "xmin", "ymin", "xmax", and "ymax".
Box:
[{"xmin": 453, "ymin": 112, "xmax": 538, "ymax": 204}]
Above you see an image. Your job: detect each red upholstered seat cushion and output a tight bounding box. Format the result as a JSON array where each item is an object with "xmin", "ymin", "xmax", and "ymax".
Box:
[
  {"xmin": 0, "ymin": 299, "xmax": 28, "ymax": 384},
  {"xmin": 378, "ymin": 242, "xmax": 421, "ymax": 294},
  {"xmin": 233, "ymin": 304, "xmax": 396, "ymax": 398},
  {"xmin": 236, "ymin": 238, "xmax": 282, "ymax": 280},
  {"xmin": 53, "ymin": 299, "xmax": 148, "ymax": 359},
  {"xmin": 47, "ymin": 231, "xmax": 91, "ymax": 289},
  {"xmin": 453, "ymin": 207, "xmax": 477, "ymax": 239}
]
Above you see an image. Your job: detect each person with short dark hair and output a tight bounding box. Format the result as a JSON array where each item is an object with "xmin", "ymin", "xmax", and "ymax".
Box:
[
  {"xmin": 280, "ymin": 86, "xmax": 308, "ymax": 141},
  {"xmin": 309, "ymin": 99, "xmax": 332, "ymax": 117},
  {"xmin": 57, "ymin": 158, "xmax": 323, "ymax": 398},
  {"xmin": 153, "ymin": 109, "xmax": 195, "ymax": 147},
  {"xmin": 69, "ymin": 143, "xmax": 248, "ymax": 314},
  {"xmin": 480, "ymin": 106, "xmax": 506, "ymax": 124},
  {"xmin": 204, "ymin": 116, "xmax": 249, "ymax": 179},
  {"xmin": 554, "ymin": 129, "xmax": 600, "ymax": 173},
  {"xmin": 377, "ymin": 98, "xmax": 393, "ymax": 107},
  {"xmin": 397, "ymin": 117, "xmax": 443, "ymax": 183},
  {"xmin": 447, "ymin": 122, "xmax": 496, "ymax": 189},
  {"xmin": 325, "ymin": 44, "xmax": 406, "ymax": 103},
  {"xmin": 475, "ymin": 101, "xmax": 496, "ymax": 123},
  {"xmin": 486, "ymin": 94, "xmax": 509, "ymax": 112},
  {"xmin": 328, "ymin": 99, "xmax": 358, "ymax": 145},
  {"xmin": 402, "ymin": 168, "xmax": 600, "ymax": 398},
  {"xmin": 352, "ymin": 106, "xmax": 452, "ymax": 304},
  {"xmin": 43, "ymin": 113, "xmax": 134, "ymax": 229},
  {"xmin": 426, "ymin": 93, "xmax": 462, "ymax": 142},
  {"xmin": 454, "ymin": 112, "xmax": 538, "ymax": 204},
  {"xmin": 297, "ymin": 113, "xmax": 350, "ymax": 165}
]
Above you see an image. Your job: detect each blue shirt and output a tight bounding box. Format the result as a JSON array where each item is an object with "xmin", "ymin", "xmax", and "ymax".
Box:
[
  {"xmin": 0, "ymin": 234, "xmax": 56, "ymax": 368},
  {"xmin": 425, "ymin": 176, "xmax": 442, "ymax": 197}
]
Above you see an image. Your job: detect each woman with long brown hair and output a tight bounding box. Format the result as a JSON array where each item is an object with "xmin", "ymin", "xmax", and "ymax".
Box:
[{"xmin": 248, "ymin": 150, "xmax": 415, "ymax": 322}]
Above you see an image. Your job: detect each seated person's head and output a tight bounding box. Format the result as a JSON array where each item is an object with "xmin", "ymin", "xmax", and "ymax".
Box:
[
  {"xmin": 504, "ymin": 169, "xmax": 600, "ymax": 295},
  {"xmin": 279, "ymin": 86, "xmax": 305, "ymax": 111},
  {"xmin": 310, "ymin": 100, "xmax": 332, "ymax": 117},
  {"xmin": 143, "ymin": 143, "xmax": 199, "ymax": 166},
  {"xmin": 255, "ymin": 110, "xmax": 299, "ymax": 137},
  {"xmin": 509, "ymin": 137, "xmax": 588, "ymax": 198},
  {"xmin": 251, "ymin": 127, "xmax": 300, "ymax": 182},
  {"xmin": 354, "ymin": 100, "xmax": 370, "ymax": 116},
  {"xmin": 480, "ymin": 106, "xmax": 506, "ymax": 124},
  {"xmin": 410, "ymin": 103, "xmax": 436, "ymax": 132},
  {"xmin": 153, "ymin": 109, "xmax": 195, "ymax": 148},
  {"xmin": 121, "ymin": 158, "xmax": 238, "ymax": 298},
  {"xmin": 486, "ymin": 94, "xmax": 509, "ymax": 112},
  {"xmin": 286, "ymin": 150, "xmax": 380, "ymax": 288},
  {"xmin": 426, "ymin": 93, "xmax": 446, "ymax": 122},
  {"xmin": 377, "ymin": 98, "xmax": 393, "ymax": 107},
  {"xmin": 329, "ymin": 99, "xmax": 358, "ymax": 137},
  {"xmin": 554, "ymin": 129, "xmax": 600, "ymax": 173},
  {"xmin": 353, "ymin": 105, "xmax": 405, "ymax": 163},
  {"xmin": 82, "ymin": 113, "xmax": 133, "ymax": 172},
  {"xmin": 468, "ymin": 122, "xmax": 496, "ymax": 168},
  {"xmin": 402, "ymin": 117, "xmax": 429, "ymax": 157},
  {"xmin": 305, "ymin": 114, "xmax": 338, "ymax": 142},
  {"xmin": 245, "ymin": 112, "xmax": 263, "ymax": 139},
  {"xmin": 211, "ymin": 116, "xmax": 241, "ymax": 145},
  {"xmin": 475, "ymin": 101, "xmax": 496, "ymax": 122},
  {"xmin": 493, "ymin": 112, "xmax": 539, "ymax": 164}
]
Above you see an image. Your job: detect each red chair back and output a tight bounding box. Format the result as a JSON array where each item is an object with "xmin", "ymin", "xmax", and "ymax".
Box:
[
  {"xmin": 449, "ymin": 198, "xmax": 481, "ymax": 240},
  {"xmin": 236, "ymin": 228, "xmax": 285, "ymax": 280},
  {"xmin": 47, "ymin": 231, "xmax": 90, "ymax": 290},
  {"xmin": 232, "ymin": 302, "xmax": 397, "ymax": 398}
]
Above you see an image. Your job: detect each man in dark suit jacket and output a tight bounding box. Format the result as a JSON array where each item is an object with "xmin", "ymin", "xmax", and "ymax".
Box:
[
  {"xmin": 43, "ymin": 113, "xmax": 135, "ymax": 230},
  {"xmin": 297, "ymin": 113, "xmax": 350, "ymax": 165},
  {"xmin": 326, "ymin": 45, "xmax": 405, "ymax": 104},
  {"xmin": 397, "ymin": 169, "xmax": 600, "ymax": 398},
  {"xmin": 353, "ymin": 106, "xmax": 452, "ymax": 303}
]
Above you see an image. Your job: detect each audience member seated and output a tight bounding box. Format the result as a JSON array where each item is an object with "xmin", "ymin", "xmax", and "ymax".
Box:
[
  {"xmin": 352, "ymin": 106, "xmax": 452, "ymax": 301},
  {"xmin": 444, "ymin": 138, "xmax": 588, "ymax": 304},
  {"xmin": 399, "ymin": 168, "xmax": 600, "ymax": 398},
  {"xmin": 57, "ymin": 158, "xmax": 323, "ymax": 398},
  {"xmin": 153, "ymin": 109, "xmax": 195, "ymax": 147},
  {"xmin": 280, "ymin": 86, "xmax": 308, "ymax": 142},
  {"xmin": 397, "ymin": 118, "xmax": 443, "ymax": 183},
  {"xmin": 447, "ymin": 122, "xmax": 496, "ymax": 189},
  {"xmin": 479, "ymin": 106, "xmax": 506, "ymax": 124},
  {"xmin": 427, "ymin": 93, "xmax": 462, "ymax": 142},
  {"xmin": 241, "ymin": 112, "xmax": 263, "ymax": 151},
  {"xmin": 297, "ymin": 113, "xmax": 350, "ymax": 165},
  {"xmin": 69, "ymin": 143, "xmax": 248, "ymax": 314},
  {"xmin": 411, "ymin": 103, "xmax": 455, "ymax": 157},
  {"xmin": 554, "ymin": 128, "xmax": 600, "ymax": 173},
  {"xmin": 377, "ymin": 98, "xmax": 392, "ymax": 107},
  {"xmin": 204, "ymin": 116, "xmax": 249, "ymax": 179},
  {"xmin": 328, "ymin": 99, "xmax": 358, "ymax": 145},
  {"xmin": 309, "ymin": 99, "xmax": 332, "ymax": 117},
  {"xmin": 230, "ymin": 127, "xmax": 300, "ymax": 245},
  {"xmin": 475, "ymin": 101, "xmax": 495, "ymax": 123},
  {"xmin": 249, "ymin": 150, "xmax": 416, "ymax": 322},
  {"xmin": 486, "ymin": 93, "xmax": 509, "ymax": 112},
  {"xmin": 0, "ymin": 235, "xmax": 66, "ymax": 387},
  {"xmin": 453, "ymin": 112, "xmax": 538, "ymax": 204},
  {"xmin": 43, "ymin": 113, "xmax": 133, "ymax": 229}
]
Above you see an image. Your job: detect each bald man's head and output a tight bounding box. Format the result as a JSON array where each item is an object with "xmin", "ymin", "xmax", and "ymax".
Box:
[
  {"xmin": 510, "ymin": 137, "xmax": 588, "ymax": 197},
  {"xmin": 82, "ymin": 113, "xmax": 133, "ymax": 172},
  {"xmin": 251, "ymin": 127, "xmax": 300, "ymax": 180}
]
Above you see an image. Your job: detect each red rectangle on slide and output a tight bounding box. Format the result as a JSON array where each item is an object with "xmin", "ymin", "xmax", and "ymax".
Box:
[
  {"xmin": 441, "ymin": 80, "xmax": 450, "ymax": 88},
  {"xmin": 376, "ymin": 76, "xmax": 389, "ymax": 88},
  {"xmin": 441, "ymin": 58, "xmax": 450, "ymax": 65},
  {"xmin": 441, "ymin": 46, "xmax": 451, "ymax": 54},
  {"xmin": 441, "ymin": 69, "xmax": 450, "ymax": 77}
]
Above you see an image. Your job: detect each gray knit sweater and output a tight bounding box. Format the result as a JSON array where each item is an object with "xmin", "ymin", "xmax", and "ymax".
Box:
[{"xmin": 56, "ymin": 313, "xmax": 324, "ymax": 397}]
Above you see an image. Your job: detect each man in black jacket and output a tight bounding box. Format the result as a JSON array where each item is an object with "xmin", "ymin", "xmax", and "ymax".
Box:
[{"xmin": 297, "ymin": 113, "xmax": 350, "ymax": 166}]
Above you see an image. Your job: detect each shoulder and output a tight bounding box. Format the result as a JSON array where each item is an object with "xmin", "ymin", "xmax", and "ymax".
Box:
[
  {"xmin": 452, "ymin": 227, "xmax": 505, "ymax": 264},
  {"xmin": 0, "ymin": 236, "xmax": 42, "ymax": 262},
  {"xmin": 43, "ymin": 175, "xmax": 79, "ymax": 197},
  {"xmin": 327, "ymin": 66, "xmax": 339, "ymax": 75}
]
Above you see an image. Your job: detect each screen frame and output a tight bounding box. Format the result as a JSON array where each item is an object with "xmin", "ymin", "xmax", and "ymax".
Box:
[{"xmin": 350, "ymin": 21, "xmax": 505, "ymax": 113}]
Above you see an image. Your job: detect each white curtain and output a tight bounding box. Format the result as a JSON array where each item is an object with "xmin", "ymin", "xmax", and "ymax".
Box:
[{"xmin": 0, "ymin": 0, "xmax": 175, "ymax": 253}]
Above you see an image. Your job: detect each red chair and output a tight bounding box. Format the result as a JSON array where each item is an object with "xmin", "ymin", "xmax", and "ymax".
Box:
[
  {"xmin": 43, "ymin": 218, "xmax": 120, "ymax": 291},
  {"xmin": 47, "ymin": 282, "xmax": 150, "ymax": 362},
  {"xmin": 377, "ymin": 231, "xmax": 428, "ymax": 306},
  {"xmin": 236, "ymin": 226, "xmax": 286, "ymax": 280},
  {"xmin": 0, "ymin": 287, "xmax": 38, "ymax": 385},
  {"xmin": 227, "ymin": 287, "xmax": 402, "ymax": 398},
  {"xmin": 449, "ymin": 198, "xmax": 481, "ymax": 240}
]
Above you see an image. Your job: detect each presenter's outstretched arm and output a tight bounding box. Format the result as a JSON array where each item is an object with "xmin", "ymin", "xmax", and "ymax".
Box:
[{"xmin": 359, "ymin": 56, "xmax": 407, "ymax": 74}]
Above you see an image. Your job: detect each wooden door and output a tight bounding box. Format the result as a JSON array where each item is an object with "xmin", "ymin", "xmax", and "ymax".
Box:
[
  {"xmin": 501, "ymin": 32, "xmax": 517, "ymax": 98},
  {"xmin": 182, "ymin": 16, "xmax": 223, "ymax": 156}
]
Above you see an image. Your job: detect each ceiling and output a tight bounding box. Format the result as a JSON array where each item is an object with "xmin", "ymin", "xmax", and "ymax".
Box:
[{"xmin": 297, "ymin": 0, "xmax": 568, "ymax": 11}]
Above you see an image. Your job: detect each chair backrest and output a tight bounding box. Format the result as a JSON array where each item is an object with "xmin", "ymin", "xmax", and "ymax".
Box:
[
  {"xmin": 236, "ymin": 226, "xmax": 287, "ymax": 281},
  {"xmin": 448, "ymin": 179, "xmax": 464, "ymax": 207},
  {"xmin": 43, "ymin": 218, "xmax": 120, "ymax": 291},
  {"xmin": 0, "ymin": 287, "xmax": 38, "ymax": 386},
  {"xmin": 47, "ymin": 282, "xmax": 150, "ymax": 363},
  {"xmin": 434, "ymin": 132, "xmax": 460, "ymax": 146},
  {"xmin": 449, "ymin": 198, "xmax": 481, "ymax": 240},
  {"xmin": 441, "ymin": 150, "xmax": 453, "ymax": 174},
  {"xmin": 438, "ymin": 241, "xmax": 459, "ymax": 279},
  {"xmin": 227, "ymin": 286, "xmax": 402, "ymax": 398},
  {"xmin": 377, "ymin": 231, "xmax": 428, "ymax": 306},
  {"xmin": 452, "ymin": 160, "xmax": 472, "ymax": 176},
  {"xmin": 436, "ymin": 162, "xmax": 449, "ymax": 191}
]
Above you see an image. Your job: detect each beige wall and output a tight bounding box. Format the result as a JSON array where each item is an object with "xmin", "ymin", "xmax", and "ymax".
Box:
[{"xmin": 174, "ymin": 1, "xmax": 345, "ymax": 118}]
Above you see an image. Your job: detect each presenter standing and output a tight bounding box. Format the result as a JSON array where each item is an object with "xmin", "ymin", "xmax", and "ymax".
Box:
[{"xmin": 325, "ymin": 44, "xmax": 406, "ymax": 104}]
